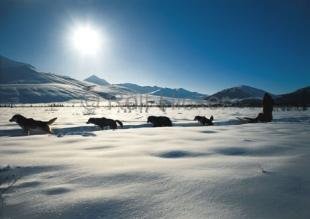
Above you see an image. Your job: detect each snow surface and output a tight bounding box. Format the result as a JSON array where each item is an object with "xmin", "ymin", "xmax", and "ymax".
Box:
[{"xmin": 0, "ymin": 107, "xmax": 310, "ymax": 218}]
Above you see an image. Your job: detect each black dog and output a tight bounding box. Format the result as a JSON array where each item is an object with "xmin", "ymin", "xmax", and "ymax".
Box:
[
  {"xmin": 194, "ymin": 115, "xmax": 214, "ymax": 126},
  {"xmin": 147, "ymin": 116, "xmax": 172, "ymax": 127},
  {"xmin": 87, "ymin": 117, "xmax": 123, "ymax": 130},
  {"xmin": 9, "ymin": 114, "xmax": 57, "ymax": 135}
]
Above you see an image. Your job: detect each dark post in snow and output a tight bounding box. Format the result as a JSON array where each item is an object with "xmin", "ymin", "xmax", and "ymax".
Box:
[
  {"xmin": 256, "ymin": 93, "xmax": 274, "ymax": 122},
  {"xmin": 242, "ymin": 93, "xmax": 274, "ymax": 123}
]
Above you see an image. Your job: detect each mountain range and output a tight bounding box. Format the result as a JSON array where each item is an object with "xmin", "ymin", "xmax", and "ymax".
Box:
[
  {"xmin": 83, "ymin": 75, "xmax": 207, "ymax": 99},
  {"xmin": 116, "ymin": 83, "xmax": 207, "ymax": 99},
  {"xmin": 0, "ymin": 55, "xmax": 309, "ymax": 106}
]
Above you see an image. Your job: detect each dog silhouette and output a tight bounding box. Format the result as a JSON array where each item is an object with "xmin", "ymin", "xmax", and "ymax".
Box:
[
  {"xmin": 9, "ymin": 114, "xmax": 57, "ymax": 135},
  {"xmin": 147, "ymin": 116, "xmax": 172, "ymax": 127},
  {"xmin": 87, "ymin": 117, "xmax": 123, "ymax": 130}
]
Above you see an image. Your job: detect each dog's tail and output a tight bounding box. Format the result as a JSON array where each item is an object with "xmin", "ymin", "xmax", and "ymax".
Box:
[
  {"xmin": 115, "ymin": 120, "xmax": 123, "ymax": 128},
  {"xmin": 47, "ymin": 117, "xmax": 57, "ymax": 125}
]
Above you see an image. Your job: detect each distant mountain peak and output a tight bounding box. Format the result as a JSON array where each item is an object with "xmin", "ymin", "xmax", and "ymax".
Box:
[
  {"xmin": 84, "ymin": 75, "xmax": 109, "ymax": 85},
  {"xmin": 207, "ymin": 85, "xmax": 269, "ymax": 101}
]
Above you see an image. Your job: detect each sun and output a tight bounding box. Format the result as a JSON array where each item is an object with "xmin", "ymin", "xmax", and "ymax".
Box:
[{"xmin": 71, "ymin": 25, "xmax": 102, "ymax": 55}]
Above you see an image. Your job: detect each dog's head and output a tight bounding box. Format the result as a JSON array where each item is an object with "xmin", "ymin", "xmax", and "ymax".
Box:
[
  {"xmin": 210, "ymin": 115, "xmax": 214, "ymax": 121},
  {"xmin": 194, "ymin": 116, "xmax": 200, "ymax": 121},
  {"xmin": 86, "ymin": 118, "xmax": 95, "ymax": 124},
  {"xmin": 147, "ymin": 116, "xmax": 155, "ymax": 123},
  {"xmin": 9, "ymin": 114, "xmax": 23, "ymax": 123}
]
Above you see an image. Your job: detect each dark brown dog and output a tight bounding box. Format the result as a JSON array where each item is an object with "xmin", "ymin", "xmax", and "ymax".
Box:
[
  {"xmin": 194, "ymin": 115, "xmax": 214, "ymax": 126},
  {"xmin": 147, "ymin": 116, "xmax": 172, "ymax": 127},
  {"xmin": 87, "ymin": 117, "xmax": 123, "ymax": 130},
  {"xmin": 9, "ymin": 114, "xmax": 57, "ymax": 135}
]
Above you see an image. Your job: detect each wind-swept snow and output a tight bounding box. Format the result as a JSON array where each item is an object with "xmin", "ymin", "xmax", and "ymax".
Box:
[{"xmin": 0, "ymin": 107, "xmax": 309, "ymax": 218}]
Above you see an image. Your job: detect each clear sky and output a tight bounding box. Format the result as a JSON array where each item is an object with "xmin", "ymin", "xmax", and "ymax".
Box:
[{"xmin": 0, "ymin": 0, "xmax": 309, "ymax": 94}]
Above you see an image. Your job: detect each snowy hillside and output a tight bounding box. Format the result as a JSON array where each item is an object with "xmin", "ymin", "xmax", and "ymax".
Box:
[
  {"xmin": 0, "ymin": 107, "xmax": 310, "ymax": 218},
  {"xmin": 0, "ymin": 56, "xmax": 119, "ymax": 103},
  {"xmin": 0, "ymin": 55, "xmax": 53, "ymax": 84},
  {"xmin": 0, "ymin": 84, "xmax": 95, "ymax": 103}
]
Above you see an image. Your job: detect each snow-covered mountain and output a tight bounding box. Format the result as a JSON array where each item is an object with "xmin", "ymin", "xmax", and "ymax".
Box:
[
  {"xmin": 206, "ymin": 85, "xmax": 272, "ymax": 101},
  {"xmin": 84, "ymin": 74, "xmax": 109, "ymax": 85},
  {"xmin": 117, "ymin": 83, "xmax": 207, "ymax": 99},
  {"xmin": 0, "ymin": 55, "xmax": 53, "ymax": 84},
  {"xmin": 0, "ymin": 56, "xmax": 115, "ymax": 103}
]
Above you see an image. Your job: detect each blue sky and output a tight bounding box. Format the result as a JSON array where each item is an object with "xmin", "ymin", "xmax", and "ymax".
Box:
[{"xmin": 0, "ymin": 0, "xmax": 309, "ymax": 94}]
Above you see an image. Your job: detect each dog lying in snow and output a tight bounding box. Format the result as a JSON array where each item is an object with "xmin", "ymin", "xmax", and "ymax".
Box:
[
  {"xmin": 147, "ymin": 116, "xmax": 172, "ymax": 127},
  {"xmin": 86, "ymin": 117, "xmax": 123, "ymax": 130},
  {"xmin": 9, "ymin": 114, "xmax": 57, "ymax": 135},
  {"xmin": 194, "ymin": 115, "xmax": 214, "ymax": 126}
]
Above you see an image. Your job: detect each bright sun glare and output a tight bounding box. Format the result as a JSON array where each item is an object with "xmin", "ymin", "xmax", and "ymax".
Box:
[{"xmin": 71, "ymin": 25, "xmax": 102, "ymax": 55}]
